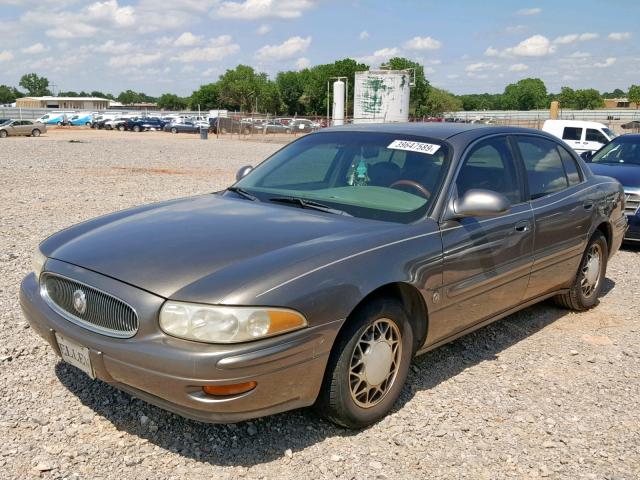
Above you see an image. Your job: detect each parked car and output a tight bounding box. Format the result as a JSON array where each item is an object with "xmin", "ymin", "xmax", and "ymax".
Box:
[
  {"xmin": 209, "ymin": 116, "xmax": 247, "ymax": 134},
  {"xmin": 124, "ymin": 117, "xmax": 166, "ymax": 132},
  {"xmin": 290, "ymin": 118, "xmax": 319, "ymax": 133},
  {"xmin": 582, "ymin": 134, "xmax": 640, "ymax": 243},
  {"xmin": 0, "ymin": 119, "xmax": 46, "ymax": 137},
  {"xmin": 21, "ymin": 124, "xmax": 626, "ymax": 428},
  {"xmin": 542, "ymin": 120, "xmax": 616, "ymax": 155},
  {"xmin": 254, "ymin": 120, "xmax": 292, "ymax": 134},
  {"xmin": 163, "ymin": 121, "xmax": 202, "ymax": 134},
  {"xmin": 0, "ymin": 118, "xmax": 11, "ymax": 126},
  {"xmin": 104, "ymin": 117, "xmax": 130, "ymax": 130},
  {"xmin": 37, "ymin": 112, "xmax": 69, "ymax": 126},
  {"xmin": 69, "ymin": 113, "xmax": 94, "ymax": 127}
]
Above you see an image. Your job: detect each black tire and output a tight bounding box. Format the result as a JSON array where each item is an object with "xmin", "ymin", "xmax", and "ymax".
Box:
[
  {"xmin": 118, "ymin": 125, "xmax": 125, "ymax": 131},
  {"xmin": 555, "ymin": 230, "xmax": 608, "ymax": 311},
  {"xmin": 31, "ymin": 129, "xmax": 41, "ymax": 137},
  {"xmin": 171, "ymin": 127, "xmax": 178, "ymax": 134},
  {"xmin": 316, "ymin": 297, "xmax": 414, "ymax": 429},
  {"xmin": 0, "ymin": 130, "xmax": 7, "ymax": 138},
  {"xmin": 57, "ymin": 121, "xmax": 63, "ymax": 126},
  {"xmin": 85, "ymin": 122, "xmax": 91, "ymax": 127},
  {"xmin": 133, "ymin": 125, "xmax": 141, "ymax": 132}
]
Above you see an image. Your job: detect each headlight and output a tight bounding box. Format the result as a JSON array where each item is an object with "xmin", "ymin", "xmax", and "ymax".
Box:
[
  {"xmin": 32, "ymin": 248, "xmax": 47, "ymax": 281},
  {"xmin": 159, "ymin": 302, "xmax": 307, "ymax": 344}
]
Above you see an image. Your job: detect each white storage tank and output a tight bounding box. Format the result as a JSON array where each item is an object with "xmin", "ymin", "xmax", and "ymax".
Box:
[
  {"xmin": 353, "ymin": 70, "xmax": 411, "ymax": 123},
  {"xmin": 332, "ymin": 80, "xmax": 345, "ymax": 126}
]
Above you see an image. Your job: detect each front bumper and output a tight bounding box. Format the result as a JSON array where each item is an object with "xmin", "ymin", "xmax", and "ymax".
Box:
[
  {"xmin": 624, "ymin": 213, "xmax": 640, "ymax": 243},
  {"xmin": 20, "ymin": 261, "xmax": 341, "ymax": 423}
]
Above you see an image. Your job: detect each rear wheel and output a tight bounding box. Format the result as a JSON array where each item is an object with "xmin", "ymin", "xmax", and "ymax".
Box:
[
  {"xmin": 133, "ymin": 125, "xmax": 141, "ymax": 132},
  {"xmin": 118, "ymin": 125, "xmax": 125, "ymax": 131},
  {"xmin": 316, "ymin": 297, "xmax": 413, "ymax": 429},
  {"xmin": 555, "ymin": 231, "xmax": 608, "ymax": 311},
  {"xmin": 0, "ymin": 130, "xmax": 7, "ymax": 138},
  {"xmin": 31, "ymin": 129, "xmax": 41, "ymax": 137},
  {"xmin": 57, "ymin": 121, "xmax": 63, "ymax": 126},
  {"xmin": 171, "ymin": 127, "xmax": 178, "ymax": 134}
]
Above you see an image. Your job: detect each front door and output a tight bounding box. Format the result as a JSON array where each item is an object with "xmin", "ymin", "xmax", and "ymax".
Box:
[
  {"xmin": 583, "ymin": 128, "xmax": 609, "ymax": 154},
  {"xmin": 433, "ymin": 135, "xmax": 534, "ymax": 344}
]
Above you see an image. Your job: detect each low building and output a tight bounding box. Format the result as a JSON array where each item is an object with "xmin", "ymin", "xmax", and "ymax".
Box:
[
  {"xmin": 603, "ymin": 98, "xmax": 640, "ymax": 109},
  {"xmin": 16, "ymin": 96, "xmax": 111, "ymax": 110}
]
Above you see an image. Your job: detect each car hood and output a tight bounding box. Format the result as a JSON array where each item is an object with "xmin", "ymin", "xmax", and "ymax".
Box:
[
  {"xmin": 588, "ymin": 163, "xmax": 640, "ymax": 188},
  {"xmin": 42, "ymin": 194, "xmax": 395, "ymax": 299}
]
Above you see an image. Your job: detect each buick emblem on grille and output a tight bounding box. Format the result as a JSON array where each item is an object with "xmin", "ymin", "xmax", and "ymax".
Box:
[{"xmin": 72, "ymin": 289, "xmax": 87, "ymax": 314}]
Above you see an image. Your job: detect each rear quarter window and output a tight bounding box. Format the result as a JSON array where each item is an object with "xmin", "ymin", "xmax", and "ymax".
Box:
[{"xmin": 558, "ymin": 147, "xmax": 583, "ymax": 186}]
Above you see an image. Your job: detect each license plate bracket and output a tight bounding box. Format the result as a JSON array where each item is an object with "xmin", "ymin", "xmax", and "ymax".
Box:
[{"xmin": 55, "ymin": 333, "xmax": 95, "ymax": 379}]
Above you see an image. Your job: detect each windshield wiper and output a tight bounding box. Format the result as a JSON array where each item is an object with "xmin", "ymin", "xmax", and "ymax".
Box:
[
  {"xmin": 226, "ymin": 186, "xmax": 258, "ymax": 201},
  {"xmin": 269, "ymin": 196, "xmax": 352, "ymax": 216}
]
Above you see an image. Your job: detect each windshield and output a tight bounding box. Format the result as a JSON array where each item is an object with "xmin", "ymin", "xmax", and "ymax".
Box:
[
  {"xmin": 234, "ymin": 131, "xmax": 451, "ymax": 223},
  {"xmin": 591, "ymin": 136, "xmax": 640, "ymax": 165},
  {"xmin": 0, "ymin": 119, "xmax": 10, "ymax": 126},
  {"xmin": 603, "ymin": 127, "xmax": 617, "ymax": 139}
]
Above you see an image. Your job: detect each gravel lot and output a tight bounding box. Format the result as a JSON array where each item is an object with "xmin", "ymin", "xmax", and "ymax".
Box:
[{"xmin": 1, "ymin": 129, "xmax": 639, "ymax": 479}]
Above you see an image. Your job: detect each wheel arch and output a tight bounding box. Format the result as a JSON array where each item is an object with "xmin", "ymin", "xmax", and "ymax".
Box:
[
  {"xmin": 340, "ymin": 282, "xmax": 428, "ymax": 354},
  {"xmin": 594, "ymin": 221, "xmax": 612, "ymax": 255}
]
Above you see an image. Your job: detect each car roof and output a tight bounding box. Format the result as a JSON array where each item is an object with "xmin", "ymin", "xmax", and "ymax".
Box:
[
  {"xmin": 543, "ymin": 119, "xmax": 607, "ymax": 128},
  {"xmin": 322, "ymin": 122, "xmax": 546, "ymax": 141}
]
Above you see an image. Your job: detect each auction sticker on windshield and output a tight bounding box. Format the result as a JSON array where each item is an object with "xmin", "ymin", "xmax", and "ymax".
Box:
[{"xmin": 388, "ymin": 140, "xmax": 441, "ymax": 155}]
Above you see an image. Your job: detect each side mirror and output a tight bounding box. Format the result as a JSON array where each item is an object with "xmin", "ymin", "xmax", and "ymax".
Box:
[
  {"xmin": 236, "ymin": 165, "xmax": 254, "ymax": 181},
  {"xmin": 453, "ymin": 189, "xmax": 511, "ymax": 218},
  {"xmin": 580, "ymin": 151, "xmax": 593, "ymax": 162}
]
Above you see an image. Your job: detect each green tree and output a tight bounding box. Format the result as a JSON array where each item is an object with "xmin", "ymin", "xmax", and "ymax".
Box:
[
  {"xmin": 117, "ymin": 90, "xmax": 156, "ymax": 105},
  {"xmin": 19, "ymin": 73, "xmax": 51, "ymax": 96},
  {"xmin": 0, "ymin": 85, "xmax": 22, "ymax": 104},
  {"xmin": 384, "ymin": 57, "xmax": 430, "ymax": 114},
  {"xmin": 257, "ymin": 78, "xmax": 283, "ymax": 114},
  {"xmin": 157, "ymin": 93, "xmax": 187, "ymax": 110},
  {"xmin": 189, "ymin": 83, "xmax": 220, "ymax": 110},
  {"xmin": 217, "ymin": 65, "xmax": 264, "ymax": 111},
  {"xmin": 420, "ymin": 87, "xmax": 462, "ymax": 117},
  {"xmin": 558, "ymin": 86, "xmax": 577, "ymax": 109},
  {"xmin": 90, "ymin": 91, "xmax": 115, "ymax": 100},
  {"xmin": 502, "ymin": 78, "xmax": 547, "ymax": 110},
  {"xmin": 628, "ymin": 85, "xmax": 640, "ymax": 109},
  {"xmin": 276, "ymin": 70, "xmax": 306, "ymax": 115},
  {"xmin": 602, "ymin": 88, "xmax": 625, "ymax": 99},
  {"xmin": 574, "ymin": 88, "xmax": 603, "ymax": 109}
]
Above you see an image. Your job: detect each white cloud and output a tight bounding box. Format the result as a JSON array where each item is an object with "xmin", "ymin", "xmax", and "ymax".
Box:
[
  {"xmin": 506, "ymin": 25, "xmax": 527, "ymax": 34},
  {"xmin": 358, "ymin": 47, "xmax": 400, "ymax": 65},
  {"xmin": 296, "ymin": 57, "xmax": 310, "ymax": 69},
  {"xmin": 403, "ymin": 36, "xmax": 442, "ymax": 50},
  {"xmin": 608, "ymin": 32, "xmax": 632, "ymax": 41},
  {"xmin": 487, "ymin": 35, "xmax": 556, "ymax": 57},
  {"xmin": 108, "ymin": 52, "xmax": 163, "ymax": 67},
  {"xmin": 0, "ymin": 50, "xmax": 13, "ymax": 62},
  {"xmin": 174, "ymin": 32, "xmax": 203, "ymax": 47},
  {"xmin": 517, "ymin": 7, "xmax": 541, "ymax": 15},
  {"xmin": 256, "ymin": 24, "xmax": 271, "ymax": 35},
  {"xmin": 359, "ymin": 31, "xmax": 369, "ymax": 40},
  {"xmin": 22, "ymin": 43, "xmax": 48, "ymax": 54},
  {"xmin": 172, "ymin": 36, "xmax": 240, "ymax": 63},
  {"xmin": 509, "ymin": 63, "xmax": 529, "ymax": 72},
  {"xmin": 46, "ymin": 23, "xmax": 98, "ymax": 39},
  {"xmin": 594, "ymin": 57, "xmax": 616, "ymax": 68},
  {"xmin": 256, "ymin": 35, "xmax": 311, "ymax": 61},
  {"xmin": 216, "ymin": 0, "xmax": 315, "ymax": 19},
  {"xmin": 86, "ymin": 0, "xmax": 135, "ymax": 27},
  {"xmin": 568, "ymin": 51, "xmax": 591, "ymax": 58},
  {"xmin": 424, "ymin": 67, "xmax": 435, "ymax": 74},
  {"xmin": 95, "ymin": 40, "xmax": 133, "ymax": 53},
  {"xmin": 579, "ymin": 33, "xmax": 599, "ymax": 41},
  {"xmin": 553, "ymin": 33, "xmax": 599, "ymax": 44},
  {"xmin": 465, "ymin": 62, "xmax": 498, "ymax": 72},
  {"xmin": 447, "ymin": 74, "xmax": 460, "ymax": 79}
]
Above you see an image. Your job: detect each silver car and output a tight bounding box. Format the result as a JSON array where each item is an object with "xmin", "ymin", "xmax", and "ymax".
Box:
[{"xmin": 0, "ymin": 119, "xmax": 47, "ymax": 137}]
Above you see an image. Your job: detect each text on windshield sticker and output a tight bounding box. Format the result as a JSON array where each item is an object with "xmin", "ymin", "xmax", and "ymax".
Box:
[{"xmin": 387, "ymin": 140, "xmax": 441, "ymax": 155}]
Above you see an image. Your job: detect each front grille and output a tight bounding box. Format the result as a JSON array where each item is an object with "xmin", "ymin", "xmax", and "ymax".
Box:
[
  {"xmin": 625, "ymin": 193, "xmax": 640, "ymax": 216},
  {"xmin": 41, "ymin": 273, "xmax": 138, "ymax": 338}
]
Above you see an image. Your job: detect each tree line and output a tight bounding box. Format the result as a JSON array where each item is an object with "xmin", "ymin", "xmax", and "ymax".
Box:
[{"xmin": 2, "ymin": 61, "xmax": 639, "ymax": 115}]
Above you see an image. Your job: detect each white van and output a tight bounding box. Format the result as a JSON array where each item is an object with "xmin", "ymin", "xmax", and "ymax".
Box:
[{"xmin": 542, "ymin": 120, "xmax": 617, "ymax": 154}]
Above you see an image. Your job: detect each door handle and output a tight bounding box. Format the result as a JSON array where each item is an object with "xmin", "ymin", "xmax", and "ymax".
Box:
[
  {"xmin": 514, "ymin": 220, "xmax": 530, "ymax": 232},
  {"xmin": 583, "ymin": 201, "xmax": 594, "ymax": 210}
]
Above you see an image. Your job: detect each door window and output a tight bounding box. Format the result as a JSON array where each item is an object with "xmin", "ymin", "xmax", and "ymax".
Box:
[
  {"xmin": 586, "ymin": 128, "xmax": 608, "ymax": 144},
  {"xmin": 558, "ymin": 147, "xmax": 583, "ymax": 185},
  {"xmin": 456, "ymin": 136, "xmax": 522, "ymax": 204},
  {"xmin": 516, "ymin": 137, "xmax": 569, "ymax": 199},
  {"xmin": 562, "ymin": 127, "xmax": 583, "ymax": 141}
]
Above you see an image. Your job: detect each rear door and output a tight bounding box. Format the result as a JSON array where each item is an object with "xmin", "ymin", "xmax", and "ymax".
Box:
[
  {"xmin": 435, "ymin": 135, "xmax": 534, "ymax": 343},
  {"xmin": 512, "ymin": 135, "xmax": 594, "ymax": 299},
  {"xmin": 583, "ymin": 128, "xmax": 610, "ymax": 153},
  {"xmin": 561, "ymin": 126, "xmax": 584, "ymax": 152}
]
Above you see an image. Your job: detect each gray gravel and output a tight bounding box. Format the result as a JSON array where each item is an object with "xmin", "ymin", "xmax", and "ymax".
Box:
[{"xmin": 1, "ymin": 129, "xmax": 639, "ymax": 479}]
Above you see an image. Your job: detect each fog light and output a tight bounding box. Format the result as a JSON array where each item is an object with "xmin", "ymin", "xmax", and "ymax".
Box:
[{"xmin": 202, "ymin": 381, "xmax": 257, "ymax": 396}]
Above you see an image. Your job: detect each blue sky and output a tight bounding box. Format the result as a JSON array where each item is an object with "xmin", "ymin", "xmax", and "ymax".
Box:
[{"xmin": 0, "ymin": 0, "xmax": 638, "ymax": 96}]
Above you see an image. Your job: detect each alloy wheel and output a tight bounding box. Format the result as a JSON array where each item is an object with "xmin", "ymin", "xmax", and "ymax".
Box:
[{"xmin": 581, "ymin": 243, "xmax": 602, "ymax": 298}]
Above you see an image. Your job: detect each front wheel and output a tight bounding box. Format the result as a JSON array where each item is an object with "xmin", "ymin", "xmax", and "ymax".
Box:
[
  {"xmin": 171, "ymin": 127, "xmax": 178, "ymax": 134},
  {"xmin": 316, "ymin": 297, "xmax": 413, "ymax": 429},
  {"xmin": 555, "ymin": 231, "xmax": 608, "ymax": 311},
  {"xmin": 0, "ymin": 130, "xmax": 7, "ymax": 138},
  {"xmin": 133, "ymin": 125, "xmax": 141, "ymax": 132},
  {"xmin": 31, "ymin": 129, "xmax": 41, "ymax": 137}
]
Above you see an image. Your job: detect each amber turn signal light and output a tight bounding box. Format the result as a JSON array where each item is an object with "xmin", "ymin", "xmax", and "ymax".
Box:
[{"xmin": 202, "ymin": 381, "xmax": 257, "ymax": 396}]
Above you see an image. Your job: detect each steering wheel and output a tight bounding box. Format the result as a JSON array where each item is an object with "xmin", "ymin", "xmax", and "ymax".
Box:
[{"xmin": 390, "ymin": 179, "xmax": 431, "ymax": 198}]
